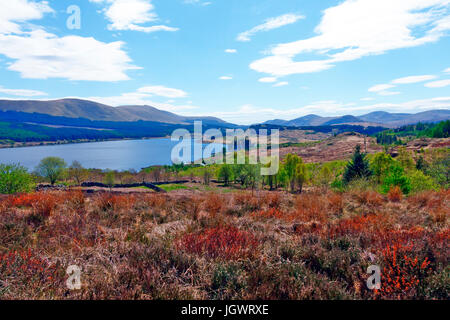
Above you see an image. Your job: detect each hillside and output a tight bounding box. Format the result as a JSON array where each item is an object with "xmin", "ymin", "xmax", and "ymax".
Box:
[{"xmin": 0, "ymin": 99, "xmax": 228, "ymax": 125}]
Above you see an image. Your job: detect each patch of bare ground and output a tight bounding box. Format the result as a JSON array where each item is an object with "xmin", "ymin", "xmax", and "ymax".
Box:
[{"xmin": 279, "ymin": 132, "xmax": 383, "ymax": 162}]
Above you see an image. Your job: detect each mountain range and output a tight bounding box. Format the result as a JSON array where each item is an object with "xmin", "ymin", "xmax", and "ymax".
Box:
[
  {"xmin": 0, "ymin": 99, "xmax": 227, "ymax": 126},
  {"xmin": 264, "ymin": 110, "xmax": 450, "ymax": 128},
  {"xmin": 0, "ymin": 98, "xmax": 449, "ymax": 128}
]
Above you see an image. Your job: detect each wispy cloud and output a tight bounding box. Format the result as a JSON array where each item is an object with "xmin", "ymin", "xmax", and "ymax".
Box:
[
  {"xmin": 392, "ymin": 75, "xmax": 437, "ymax": 84},
  {"xmin": 273, "ymin": 81, "xmax": 288, "ymax": 87},
  {"xmin": 258, "ymin": 77, "xmax": 277, "ymax": 83},
  {"xmin": 237, "ymin": 13, "xmax": 304, "ymax": 42},
  {"xmin": 0, "ymin": 86, "xmax": 47, "ymax": 97},
  {"xmin": 424, "ymin": 79, "xmax": 450, "ymax": 88},
  {"xmin": 250, "ymin": 0, "xmax": 450, "ymax": 77},
  {"xmin": 137, "ymin": 85, "xmax": 188, "ymax": 98},
  {"xmin": 225, "ymin": 49, "xmax": 237, "ymax": 53},
  {"xmin": 219, "ymin": 76, "xmax": 233, "ymax": 80},
  {"xmin": 368, "ymin": 84, "xmax": 395, "ymax": 92}
]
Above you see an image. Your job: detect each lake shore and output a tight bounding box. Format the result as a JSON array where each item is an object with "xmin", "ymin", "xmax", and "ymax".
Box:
[{"xmin": 0, "ymin": 136, "xmax": 171, "ymax": 149}]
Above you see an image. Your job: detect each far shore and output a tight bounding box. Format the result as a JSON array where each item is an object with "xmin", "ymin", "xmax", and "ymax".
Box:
[{"xmin": 0, "ymin": 136, "xmax": 171, "ymax": 149}]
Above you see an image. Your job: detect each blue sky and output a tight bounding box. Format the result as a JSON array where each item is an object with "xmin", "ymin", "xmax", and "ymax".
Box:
[{"xmin": 0, "ymin": 0, "xmax": 449, "ymax": 124}]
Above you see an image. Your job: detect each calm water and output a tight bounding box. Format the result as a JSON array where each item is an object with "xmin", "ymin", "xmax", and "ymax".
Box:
[{"xmin": 0, "ymin": 139, "xmax": 221, "ymax": 171}]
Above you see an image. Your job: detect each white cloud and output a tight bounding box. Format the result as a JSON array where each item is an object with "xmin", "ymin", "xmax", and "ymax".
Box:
[
  {"xmin": 250, "ymin": 0, "xmax": 450, "ymax": 77},
  {"xmin": 90, "ymin": 0, "xmax": 178, "ymax": 33},
  {"xmin": 360, "ymin": 97, "xmax": 375, "ymax": 101},
  {"xmin": 368, "ymin": 84, "xmax": 395, "ymax": 92},
  {"xmin": 0, "ymin": 1, "xmax": 138, "ymax": 81},
  {"xmin": 443, "ymin": 67, "xmax": 450, "ymax": 73},
  {"xmin": 258, "ymin": 77, "xmax": 277, "ymax": 83},
  {"xmin": 219, "ymin": 76, "xmax": 233, "ymax": 80},
  {"xmin": 225, "ymin": 49, "xmax": 237, "ymax": 53},
  {"xmin": 0, "ymin": 30, "xmax": 138, "ymax": 81},
  {"xmin": 0, "ymin": 86, "xmax": 47, "ymax": 97},
  {"xmin": 273, "ymin": 81, "xmax": 288, "ymax": 87},
  {"xmin": 378, "ymin": 91, "xmax": 401, "ymax": 96},
  {"xmin": 0, "ymin": 0, "xmax": 53, "ymax": 34},
  {"xmin": 237, "ymin": 13, "xmax": 304, "ymax": 42},
  {"xmin": 137, "ymin": 85, "xmax": 188, "ymax": 98},
  {"xmin": 424, "ymin": 79, "xmax": 450, "ymax": 87},
  {"xmin": 392, "ymin": 75, "xmax": 437, "ymax": 84},
  {"xmin": 184, "ymin": 0, "xmax": 211, "ymax": 6}
]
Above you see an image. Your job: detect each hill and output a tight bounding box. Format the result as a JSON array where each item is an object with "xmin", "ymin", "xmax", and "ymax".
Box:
[
  {"xmin": 0, "ymin": 99, "xmax": 228, "ymax": 125},
  {"xmin": 263, "ymin": 110, "xmax": 450, "ymax": 128}
]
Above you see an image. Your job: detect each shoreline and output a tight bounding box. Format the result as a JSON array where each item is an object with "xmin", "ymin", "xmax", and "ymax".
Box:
[{"xmin": 0, "ymin": 136, "xmax": 171, "ymax": 149}]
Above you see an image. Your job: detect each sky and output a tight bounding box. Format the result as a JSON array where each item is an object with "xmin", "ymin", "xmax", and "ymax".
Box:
[{"xmin": 0, "ymin": 0, "xmax": 449, "ymax": 125}]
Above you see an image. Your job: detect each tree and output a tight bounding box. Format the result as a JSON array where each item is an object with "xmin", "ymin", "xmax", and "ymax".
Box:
[
  {"xmin": 0, "ymin": 163, "xmax": 34, "ymax": 194},
  {"xmin": 343, "ymin": 145, "xmax": 372, "ymax": 184},
  {"xmin": 35, "ymin": 157, "xmax": 67, "ymax": 185},
  {"xmin": 284, "ymin": 154, "xmax": 303, "ymax": 192},
  {"xmin": 397, "ymin": 147, "xmax": 415, "ymax": 171},
  {"xmin": 68, "ymin": 160, "xmax": 87, "ymax": 185},
  {"xmin": 104, "ymin": 170, "xmax": 116, "ymax": 191},
  {"xmin": 371, "ymin": 152, "xmax": 394, "ymax": 184},
  {"xmin": 202, "ymin": 167, "xmax": 213, "ymax": 185},
  {"xmin": 218, "ymin": 164, "xmax": 233, "ymax": 186},
  {"xmin": 318, "ymin": 165, "xmax": 332, "ymax": 187},
  {"xmin": 295, "ymin": 162, "xmax": 307, "ymax": 193}
]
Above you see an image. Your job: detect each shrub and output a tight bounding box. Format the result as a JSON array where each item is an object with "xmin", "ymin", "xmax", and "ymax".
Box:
[
  {"xmin": 408, "ymin": 170, "xmax": 438, "ymax": 194},
  {"xmin": 0, "ymin": 249, "xmax": 60, "ymax": 298},
  {"xmin": 379, "ymin": 244, "xmax": 432, "ymax": 299},
  {"xmin": 381, "ymin": 163, "xmax": 411, "ymax": 195},
  {"xmin": 387, "ymin": 186, "xmax": 403, "ymax": 202},
  {"xmin": 11, "ymin": 192, "xmax": 59, "ymax": 218},
  {"xmin": 203, "ymin": 193, "xmax": 224, "ymax": 215},
  {"xmin": 0, "ymin": 163, "xmax": 34, "ymax": 194},
  {"xmin": 178, "ymin": 226, "xmax": 258, "ymax": 260},
  {"xmin": 95, "ymin": 193, "xmax": 135, "ymax": 212}
]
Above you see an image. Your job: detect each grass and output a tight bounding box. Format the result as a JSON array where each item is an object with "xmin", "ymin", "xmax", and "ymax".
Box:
[{"xmin": 158, "ymin": 184, "xmax": 189, "ymax": 192}]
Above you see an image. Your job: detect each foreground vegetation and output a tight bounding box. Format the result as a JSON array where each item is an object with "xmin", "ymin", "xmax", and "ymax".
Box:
[{"xmin": 0, "ymin": 188, "xmax": 447, "ymax": 299}]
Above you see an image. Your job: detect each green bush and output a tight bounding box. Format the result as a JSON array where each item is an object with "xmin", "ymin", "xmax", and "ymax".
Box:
[
  {"xmin": 407, "ymin": 170, "xmax": 438, "ymax": 193},
  {"xmin": 0, "ymin": 163, "xmax": 34, "ymax": 194},
  {"xmin": 381, "ymin": 163, "xmax": 411, "ymax": 194}
]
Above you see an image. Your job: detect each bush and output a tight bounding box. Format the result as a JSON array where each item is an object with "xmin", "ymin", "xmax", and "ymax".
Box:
[
  {"xmin": 408, "ymin": 170, "xmax": 438, "ymax": 194},
  {"xmin": 0, "ymin": 163, "xmax": 34, "ymax": 194},
  {"xmin": 381, "ymin": 163, "xmax": 411, "ymax": 195},
  {"xmin": 387, "ymin": 186, "xmax": 403, "ymax": 202},
  {"xmin": 178, "ymin": 226, "xmax": 258, "ymax": 260}
]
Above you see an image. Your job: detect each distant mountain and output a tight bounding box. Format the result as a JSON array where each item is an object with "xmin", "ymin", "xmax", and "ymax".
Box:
[
  {"xmin": 263, "ymin": 110, "xmax": 450, "ymax": 128},
  {"xmin": 322, "ymin": 115, "xmax": 364, "ymax": 126},
  {"xmin": 0, "ymin": 99, "xmax": 229, "ymax": 126}
]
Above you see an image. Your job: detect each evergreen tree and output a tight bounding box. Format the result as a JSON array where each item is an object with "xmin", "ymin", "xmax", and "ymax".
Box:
[{"xmin": 343, "ymin": 145, "xmax": 373, "ymax": 183}]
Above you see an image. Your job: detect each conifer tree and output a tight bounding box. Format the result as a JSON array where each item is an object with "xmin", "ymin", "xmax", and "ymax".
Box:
[{"xmin": 343, "ymin": 145, "xmax": 373, "ymax": 183}]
